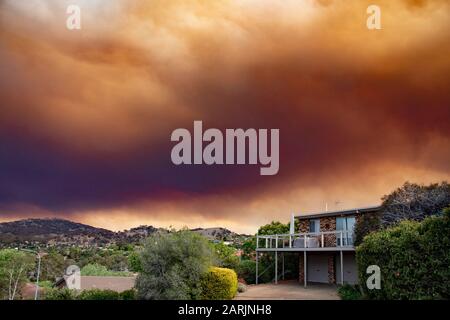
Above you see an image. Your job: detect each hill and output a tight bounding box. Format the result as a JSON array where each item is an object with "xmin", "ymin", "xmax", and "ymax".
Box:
[{"xmin": 0, "ymin": 218, "xmax": 248, "ymax": 248}]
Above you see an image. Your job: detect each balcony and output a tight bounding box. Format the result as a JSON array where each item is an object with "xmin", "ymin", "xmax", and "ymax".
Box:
[{"xmin": 256, "ymin": 230, "xmax": 355, "ymax": 252}]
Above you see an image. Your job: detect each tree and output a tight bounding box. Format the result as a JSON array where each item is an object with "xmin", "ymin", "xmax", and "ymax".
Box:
[
  {"xmin": 40, "ymin": 252, "xmax": 67, "ymax": 282},
  {"xmin": 0, "ymin": 249, "xmax": 35, "ymax": 300},
  {"xmin": 241, "ymin": 237, "xmax": 256, "ymax": 260},
  {"xmin": 135, "ymin": 230, "xmax": 214, "ymax": 300},
  {"xmin": 381, "ymin": 181, "xmax": 449, "ymax": 227},
  {"xmin": 80, "ymin": 263, "xmax": 131, "ymax": 276},
  {"xmin": 128, "ymin": 250, "xmax": 142, "ymax": 273},
  {"xmin": 257, "ymin": 221, "xmax": 289, "ymax": 235},
  {"xmin": 211, "ymin": 242, "xmax": 239, "ymax": 270},
  {"xmin": 354, "ymin": 211, "xmax": 381, "ymax": 246},
  {"xmin": 355, "ymin": 181, "xmax": 450, "ymax": 245},
  {"xmin": 356, "ymin": 208, "xmax": 450, "ymax": 299}
]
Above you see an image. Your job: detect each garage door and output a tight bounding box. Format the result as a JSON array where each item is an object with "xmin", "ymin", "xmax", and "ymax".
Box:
[
  {"xmin": 336, "ymin": 252, "xmax": 358, "ymax": 284},
  {"xmin": 307, "ymin": 254, "xmax": 329, "ymax": 283}
]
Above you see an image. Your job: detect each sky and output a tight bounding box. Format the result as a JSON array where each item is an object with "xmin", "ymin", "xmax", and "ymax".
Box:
[{"xmin": 0, "ymin": 0, "xmax": 449, "ymax": 234}]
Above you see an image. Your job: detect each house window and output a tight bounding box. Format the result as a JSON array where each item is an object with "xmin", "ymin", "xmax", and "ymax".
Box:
[
  {"xmin": 336, "ymin": 216, "xmax": 356, "ymax": 245},
  {"xmin": 309, "ymin": 219, "xmax": 320, "ymax": 233}
]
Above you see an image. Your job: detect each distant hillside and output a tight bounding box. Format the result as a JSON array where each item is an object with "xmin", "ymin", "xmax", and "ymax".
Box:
[
  {"xmin": 0, "ymin": 218, "xmax": 113, "ymax": 237},
  {"xmin": 0, "ymin": 218, "xmax": 248, "ymax": 248},
  {"xmin": 0, "ymin": 218, "xmax": 162, "ymax": 247},
  {"xmin": 190, "ymin": 227, "xmax": 240, "ymax": 241}
]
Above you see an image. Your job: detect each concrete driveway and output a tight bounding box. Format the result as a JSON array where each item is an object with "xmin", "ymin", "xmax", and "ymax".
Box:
[{"xmin": 235, "ymin": 281, "xmax": 340, "ymax": 300}]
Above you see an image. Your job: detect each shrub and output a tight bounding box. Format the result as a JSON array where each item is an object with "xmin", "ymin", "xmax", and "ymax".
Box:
[
  {"xmin": 211, "ymin": 242, "xmax": 240, "ymax": 270},
  {"xmin": 44, "ymin": 288, "xmax": 77, "ymax": 300},
  {"xmin": 135, "ymin": 230, "xmax": 215, "ymax": 300},
  {"xmin": 44, "ymin": 288, "xmax": 136, "ymax": 300},
  {"xmin": 236, "ymin": 260, "xmax": 256, "ymax": 284},
  {"xmin": 78, "ymin": 289, "xmax": 120, "ymax": 300},
  {"xmin": 128, "ymin": 251, "xmax": 142, "ymax": 273},
  {"xmin": 354, "ymin": 211, "xmax": 381, "ymax": 246},
  {"xmin": 81, "ymin": 263, "xmax": 132, "ymax": 277},
  {"xmin": 356, "ymin": 208, "xmax": 450, "ymax": 299},
  {"xmin": 338, "ymin": 284, "xmax": 362, "ymax": 300},
  {"xmin": 200, "ymin": 267, "xmax": 238, "ymax": 300},
  {"xmin": 38, "ymin": 280, "xmax": 54, "ymax": 289},
  {"xmin": 40, "ymin": 252, "xmax": 68, "ymax": 282},
  {"xmin": 0, "ymin": 249, "xmax": 35, "ymax": 300},
  {"xmin": 236, "ymin": 259, "xmax": 275, "ymax": 284},
  {"xmin": 119, "ymin": 289, "xmax": 137, "ymax": 300}
]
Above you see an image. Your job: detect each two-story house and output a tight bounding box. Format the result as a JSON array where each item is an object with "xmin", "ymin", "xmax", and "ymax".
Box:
[{"xmin": 255, "ymin": 205, "xmax": 381, "ymax": 286}]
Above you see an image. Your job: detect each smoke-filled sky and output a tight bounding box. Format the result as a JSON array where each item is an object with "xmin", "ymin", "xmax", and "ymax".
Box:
[{"xmin": 0, "ymin": 0, "xmax": 449, "ymax": 233}]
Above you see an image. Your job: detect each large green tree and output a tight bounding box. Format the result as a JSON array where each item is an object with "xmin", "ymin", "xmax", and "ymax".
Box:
[
  {"xmin": 211, "ymin": 242, "xmax": 239, "ymax": 270},
  {"xmin": 257, "ymin": 221, "xmax": 289, "ymax": 235},
  {"xmin": 356, "ymin": 208, "xmax": 450, "ymax": 299},
  {"xmin": 40, "ymin": 252, "xmax": 67, "ymax": 282},
  {"xmin": 135, "ymin": 230, "xmax": 214, "ymax": 300},
  {"xmin": 0, "ymin": 249, "xmax": 35, "ymax": 300}
]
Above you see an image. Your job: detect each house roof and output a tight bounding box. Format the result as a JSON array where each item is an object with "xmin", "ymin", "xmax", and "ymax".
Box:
[
  {"xmin": 295, "ymin": 205, "xmax": 381, "ymax": 220},
  {"xmin": 56, "ymin": 275, "xmax": 136, "ymax": 292},
  {"xmin": 79, "ymin": 276, "xmax": 136, "ymax": 292}
]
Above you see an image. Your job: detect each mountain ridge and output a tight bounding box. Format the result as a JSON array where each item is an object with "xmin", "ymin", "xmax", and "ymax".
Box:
[{"xmin": 0, "ymin": 218, "xmax": 249, "ymax": 247}]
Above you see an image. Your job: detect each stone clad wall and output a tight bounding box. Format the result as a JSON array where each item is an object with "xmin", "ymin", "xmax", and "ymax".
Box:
[
  {"xmin": 320, "ymin": 216, "xmax": 337, "ymax": 247},
  {"xmin": 298, "ymin": 255, "xmax": 305, "ymax": 284},
  {"xmin": 298, "ymin": 220, "xmax": 309, "ymax": 233}
]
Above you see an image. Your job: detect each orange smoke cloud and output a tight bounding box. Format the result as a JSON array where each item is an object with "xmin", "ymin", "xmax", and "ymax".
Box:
[{"xmin": 0, "ymin": 0, "xmax": 449, "ymax": 233}]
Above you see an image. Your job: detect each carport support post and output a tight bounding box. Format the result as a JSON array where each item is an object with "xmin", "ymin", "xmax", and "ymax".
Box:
[
  {"xmin": 255, "ymin": 251, "xmax": 259, "ymax": 285},
  {"xmin": 304, "ymin": 251, "xmax": 307, "ymax": 288},
  {"xmin": 340, "ymin": 250, "xmax": 344, "ymax": 285},
  {"xmin": 282, "ymin": 253, "xmax": 285, "ymax": 280},
  {"xmin": 275, "ymin": 251, "xmax": 278, "ymax": 284}
]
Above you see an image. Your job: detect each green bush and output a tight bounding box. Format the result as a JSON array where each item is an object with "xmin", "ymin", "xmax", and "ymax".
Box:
[
  {"xmin": 44, "ymin": 288, "xmax": 77, "ymax": 300},
  {"xmin": 119, "ymin": 289, "xmax": 137, "ymax": 300},
  {"xmin": 37, "ymin": 280, "xmax": 54, "ymax": 290},
  {"xmin": 356, "ymin": 208, "xmax": 450, "ymax": 299},
  {"xmin": 354, "ymin": 211, "xmax": 381, "ymax": 246},
  {"xmin": 128, "ymin": 251, "xmax": 143, "ymax": 272},
  {"xmin": 44, "ymin": 288, "xmax": 136, "ymax": 300},
  {"xmin": 81, "ymin": 263, "xmax": 132, "ymax": 276},
  {"xmin": 236, "ymin": 260, "xmax": 256, "ymax": 284},
  {"xmin": 200, "ymin": 267, "xmax": 238, "ymax": 300},
  {"xmin": 78, "ymin": 289, "xmax": 120, "ymax": 300},
  {"xmin": 236, "ymin": 259, "xmax": 275, "ymax": 284},
  {"xmin": 0, "ymin": 249, "xmax": 35, "ymax": 300},
  {"xmin": 338, "ymin": 284, "xmax": 362, "ymax": 300},
  {"xmin": 135, "ymin": 230, "xmax": 215, "ymax": 300},
  {"xmin": 211, "ymin": 242, "xmax": 240, "ymax": 270}
]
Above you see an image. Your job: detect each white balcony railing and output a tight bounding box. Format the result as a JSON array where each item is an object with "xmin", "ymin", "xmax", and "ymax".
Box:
[{"xmin": 256, "ymin": 230, "xmax": 354, "ymax": 250}]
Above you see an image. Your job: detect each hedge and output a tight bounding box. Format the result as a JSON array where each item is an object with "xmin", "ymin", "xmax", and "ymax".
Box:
[
  {"xmin": 337, "ymin": 284, "xmax": 363, "ymax": 300},
  {"xmin": 44, "ymin": 288, "xmax": 137, "ymax": 300},
  {"xmin": 44, "ymin": 288, "xmax": 77, "ymax": 300},
  {"xmin": 200, "ymin": 267, "xmax": 238, "ymax": 300},
  {"xmin": 356, "ymin": 209, "xmax": 450, "ymax": 299},
  {"xmin": 236, "ymin": 260, "xmax": 256, "ymax": 284},
  {"xmin": 119, "ymin": 289, "xmax": 137, "ymax": 300},
  {"xmin": 78, "ymin": 289, "xmax": 120, "ymax": 300}
]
